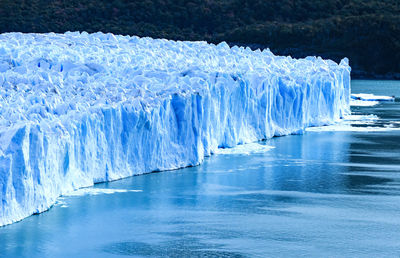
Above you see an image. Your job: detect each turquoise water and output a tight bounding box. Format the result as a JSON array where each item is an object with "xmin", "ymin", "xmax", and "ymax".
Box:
[{"xmin": 1, "ymin": 80, "xmax": 400, "ymax": 257}]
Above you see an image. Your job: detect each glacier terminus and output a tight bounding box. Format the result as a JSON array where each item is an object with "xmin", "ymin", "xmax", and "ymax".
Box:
[{"xmin": 0, "ymin": 32, "xmax": 350, "ymax": 226}]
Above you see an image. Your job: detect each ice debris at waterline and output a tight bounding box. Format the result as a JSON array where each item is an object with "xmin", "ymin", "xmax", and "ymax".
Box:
[
  {"xmin": 350, "ymin": 100, "xmax": 379, "ymax": 107},
  {"xmin": 350, "ymin": 93, "xmax": 395, "ymax": 107},
  {"xmin": 351, "ymin": 93, "xmax": 395, "ymax": 102},
  {"xmin": 0, "ymin": 32, "xmax": 351, "ymax": 226},
  {"xmin": 306, "ymin": 114, "xmax": 400, "ymax": 132}
]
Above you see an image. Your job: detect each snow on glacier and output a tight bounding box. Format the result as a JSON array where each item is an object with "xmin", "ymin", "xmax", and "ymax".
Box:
[{"xmin": 0, "ymin": 32, "xmax": 351, "ymax": 226}]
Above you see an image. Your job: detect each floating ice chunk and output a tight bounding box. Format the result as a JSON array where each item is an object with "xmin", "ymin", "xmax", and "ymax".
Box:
[
  {"xmin": 343, "ymin": 114, "xmax": 379, "ymax": 121},
  {"xmin": 64, "ymin": 188, "xmax": 142, "ymax": 197},
  {"xmin": 351, "ymin": 93, "xmax": 395, "ymax": 102},
  {"xmin": 214, "ymin": 142, "xmax": 275, "ymax": 155},
  {"xmin": 306, "ymin": 125, "xmax": 400, "ymax": 132},
  {"xmin": 306, "ymin": 114, "xmax": 400, "ymax": 132},
  {"xmin": 350, "ymin": 100, "xmax": 379, "ymax": 107}
]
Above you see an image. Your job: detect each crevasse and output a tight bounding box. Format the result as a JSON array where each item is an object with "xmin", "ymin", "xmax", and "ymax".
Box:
[{"xmin": 0, "ymin": 32, "xmax": 351, "ymax": 226}]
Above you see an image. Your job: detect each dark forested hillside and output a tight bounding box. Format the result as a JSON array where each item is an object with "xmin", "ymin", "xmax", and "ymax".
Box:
[{"xmin": 1, "ymin": 0, "xmax": 399, "ymax": 78}]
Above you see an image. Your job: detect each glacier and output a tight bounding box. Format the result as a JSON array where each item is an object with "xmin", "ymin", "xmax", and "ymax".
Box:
[{"xmin": 0, "ymin": 32, "xmax": 351, "ymax": 226}]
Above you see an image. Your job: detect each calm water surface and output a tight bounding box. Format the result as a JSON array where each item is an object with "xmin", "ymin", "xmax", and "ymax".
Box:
[{"xmin": 1, "ymin": 80, "xmax": 400, "ymax": 257}]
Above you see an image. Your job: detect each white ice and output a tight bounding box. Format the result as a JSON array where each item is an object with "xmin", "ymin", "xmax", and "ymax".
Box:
[
  {"xmin": 64, "ymin": 188, "xmax": 142, "ymax": 197},
  {"xmin": 306, "ymin": 114, "xmax": 400, "ymax": 132},
  {"xmin": 351, "ymin": 93, "xmax": 395, "ymax": 101},
  {"xmin": 0, "ymin": 32, "xmax": 350, "ymax": 226},
  {"xmin": 350, "ymin": 100, "xmax": 379, "ymax": 107},
  {"xmin": 214, "ymin": 142, "xmax": 275, "ymax": 155}
]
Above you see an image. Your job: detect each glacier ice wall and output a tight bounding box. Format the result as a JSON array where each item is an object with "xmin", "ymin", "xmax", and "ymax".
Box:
[{"xmin": 0, "ymin": 32, "xmax": 351, "ymax": 226}]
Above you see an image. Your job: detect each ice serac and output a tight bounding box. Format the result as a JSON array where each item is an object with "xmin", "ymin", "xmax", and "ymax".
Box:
[{"xmin": 0, "ymin": 32, "xmax": 351, "ymax": 226}]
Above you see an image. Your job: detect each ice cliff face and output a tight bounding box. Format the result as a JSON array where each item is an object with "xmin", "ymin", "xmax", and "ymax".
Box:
[{"xmin": 0, "ymin": 32, "xmax": 351, "ymax": 226}]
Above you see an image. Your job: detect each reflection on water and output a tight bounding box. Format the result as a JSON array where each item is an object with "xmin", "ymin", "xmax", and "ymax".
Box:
[{"xmin": 1, "ymin": 80, "xmax": 400, "ymax": 257}]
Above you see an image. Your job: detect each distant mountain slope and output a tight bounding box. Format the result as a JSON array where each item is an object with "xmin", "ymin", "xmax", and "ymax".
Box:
[{"xmin": 0, "ymin": 0, "xmax": 399, "ymax": 78}]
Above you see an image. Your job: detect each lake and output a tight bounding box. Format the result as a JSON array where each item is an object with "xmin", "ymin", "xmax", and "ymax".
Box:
[{"xmin": 1, "ymin": 80, "xmax": 400, "ymax": 257}]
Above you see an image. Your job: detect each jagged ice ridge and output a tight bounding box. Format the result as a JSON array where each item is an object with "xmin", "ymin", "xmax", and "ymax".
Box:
[{"xmin": 0, "ymin": 32, "xmax": 351, "ymax": 226}]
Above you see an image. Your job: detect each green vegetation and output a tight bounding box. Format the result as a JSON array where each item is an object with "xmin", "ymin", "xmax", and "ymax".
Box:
[{"xmin": 1, "ymin": 0, "xmax": 399, "ymax": 78}]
